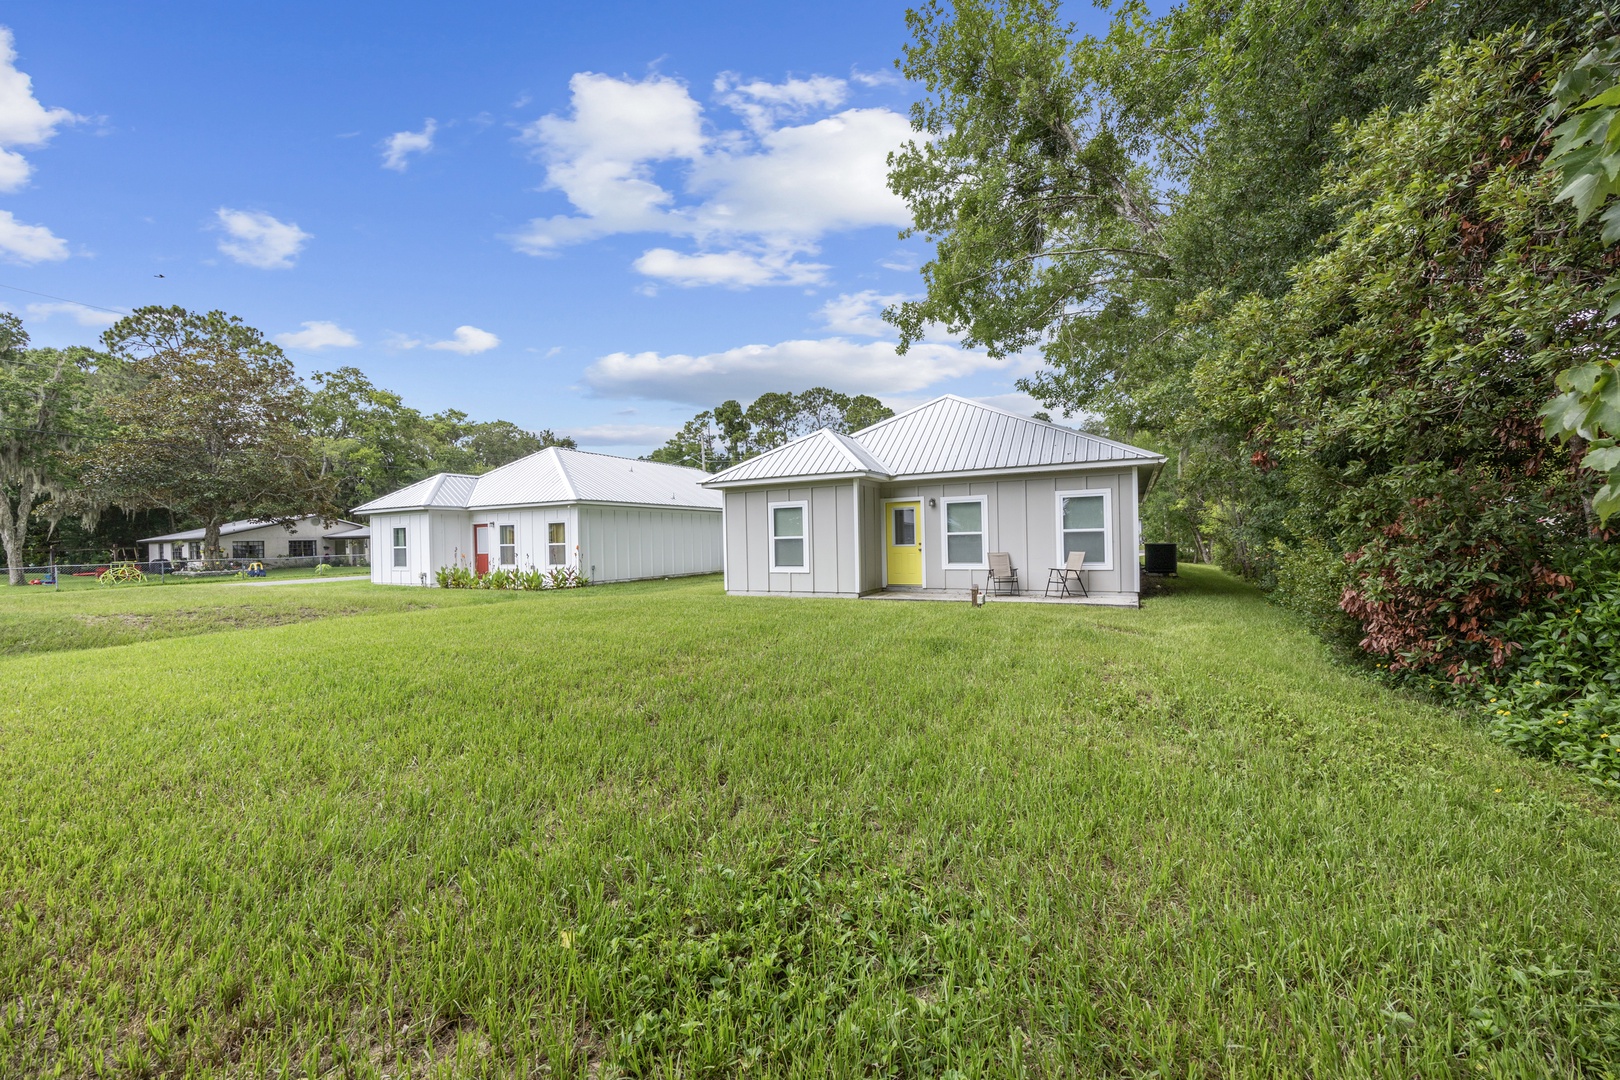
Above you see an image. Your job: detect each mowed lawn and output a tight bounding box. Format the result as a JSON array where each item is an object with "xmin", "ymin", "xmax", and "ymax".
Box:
[{"xmin": 0, "ymin": 571, "xmax": 1616, "ymax": 1078}]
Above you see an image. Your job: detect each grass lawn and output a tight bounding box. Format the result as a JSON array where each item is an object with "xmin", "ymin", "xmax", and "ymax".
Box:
[
  {"xmin": 0, "ymin": 568, "xmax": 1615, "ymax": 1077},
  {"xmin": 21, "ymin": 563, "xmax": 373, "ymax": 593}
]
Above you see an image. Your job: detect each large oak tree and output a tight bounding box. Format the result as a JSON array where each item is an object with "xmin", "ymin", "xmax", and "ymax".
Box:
[{"xmin": 87, "ymin": 307, "xmax": 334, "ymax": 560}]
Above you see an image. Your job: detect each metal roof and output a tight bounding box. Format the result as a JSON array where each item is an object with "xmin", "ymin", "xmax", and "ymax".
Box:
[
  {"xmin": 704, "ymin": 394, "xmax": 1163, "ymax": 488},
  {"xmin": 351, "ymin": 448, "xmax": 721, "ymax": 515},
  {"xmin": 469, "ymin": 447, "xmax": 721, "ymax": 510},
  {"xmin": 706, "ymin": 428, "xmax": 888, "ymax": 485},
  {"xmin": 323, "ymin": 525, "xmax": 371, "ymax": 539},
  {"xmin": 140, "ymin": 516, "xmax": 360, "ymax": 543},
  {"xmin": 351, "ymin": 473, "xmax": 480, "ymax": 514}
]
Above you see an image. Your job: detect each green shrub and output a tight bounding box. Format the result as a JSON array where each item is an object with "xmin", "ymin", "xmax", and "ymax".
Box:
[
  {"xmin": 314, "ymin": 563, "xmax": 332, "ymax": 576},
  {"xmin": 433, "ymin": 564, "xmax": 589, "ymax": 590},
  {"xmin": 1470, "ymin": 546, "xmax": 1620, "ymax": 791},
  {"xmin": 1269, "ymin": 538, "xmax": 1357, "ymax": 647}
]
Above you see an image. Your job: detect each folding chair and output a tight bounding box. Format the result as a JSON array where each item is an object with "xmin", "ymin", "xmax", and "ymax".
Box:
[
  {"xmin": 1045, "ymin": 551, "xmax": 1090, "ymax": 598},
  {"xmin": 985, "ymin": 551, "xmax": 1020, "ymax": 596}
]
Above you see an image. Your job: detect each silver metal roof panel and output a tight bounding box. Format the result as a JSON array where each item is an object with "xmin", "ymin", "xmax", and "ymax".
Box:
[{"xmin": 704, "ymin": 394, "xmax": 1162, "ymax": 487}]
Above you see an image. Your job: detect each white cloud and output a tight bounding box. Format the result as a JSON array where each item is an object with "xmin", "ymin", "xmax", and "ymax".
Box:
[
  {"xmin": 817, "ymin": 290, "xmax": 909, "ymax": 337},
  {"xmin": 23, "ymin": 300, "xmax": 116, "ymax": 327},
  {"xmin": 634, "ymin": 247, "xmax": 827, "ymax": 288},
  {"xmin": 714, "ymin": 73, "xmax": 846, "ymax": 134},
  {"xmin": 0, "ymin": 209, "xmax": 66, "ymax": 262},
  {"xmin": 381, "ymin": 118, "xmax": 436, "ymax": 171},
  {"xmin": 425, "ymin": 325, "xmax": 500, "ymax": 354},
  {"xmin": 0, "ymin": 27, "xmax": 80, "ymax": 193},
  {"xmin": 214, "ymin": 208, "xmax": 310, "ymax": 269},
  {"xmin": 512, "ymin": 72, "xmax": 912, "ymax": 284},
  {"xmin": 276, "ymin": 320, "xmax": 359, "ymax": 350},
  {"xmin": 584, "ymin": 336, "xmax": 1022, "ymax": 406},
  {"xmin": 564, "ymin": 422, "xmax": 678, "ymax": 446},
  {"xmin": 514, "ymin": 72, "xmax": 704, "ymax": 252}
]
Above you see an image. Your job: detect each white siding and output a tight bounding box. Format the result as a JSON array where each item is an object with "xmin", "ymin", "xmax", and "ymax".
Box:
[
  {"xmin": 578, "ymin": 506, "xmax": 722, "ymax": 583},
  {"xmin": 721, "ymin": 467, "xmax": 1143, "ymax": 602},
  {"xmin": 723, "ymin": 482, "xmax": 860, "ymax": 596},
  {"xmin": 368, "ymin": 510, "xmax": 468, "ymax": 585}
]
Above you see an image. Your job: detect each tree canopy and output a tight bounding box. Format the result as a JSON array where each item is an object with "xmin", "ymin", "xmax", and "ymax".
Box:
[
  {"xmin": 0, "ymin": 316, "xmax": 104, "ymax": 583},
  {"xmin": 648, "ymin": 390, "xmax": 895, "ymax": 472},
  {"xmin": 86, "ymin": 307, "xmax": 335, "ymax": 560},
  {"xmin": 890, "ymin": 0, "xmax": 1613, "ymax": 680}
]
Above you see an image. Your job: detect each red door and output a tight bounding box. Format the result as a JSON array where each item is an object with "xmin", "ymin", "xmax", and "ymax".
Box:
[{"xmin": 473, "ymin": 524, "xmax": 490, "ymax": 574}]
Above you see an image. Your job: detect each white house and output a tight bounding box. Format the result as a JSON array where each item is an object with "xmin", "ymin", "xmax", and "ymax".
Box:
[
  {"xmin": 351, "ymin": 446, "xmax": 723, "ymax": 586},
  {"xmin": 703, "ymin": 395, "xmax": 1166, "ymax": 606},
  {"xmin": 140, "ymin": 516, "xmax": 364, "ymax": 563}
]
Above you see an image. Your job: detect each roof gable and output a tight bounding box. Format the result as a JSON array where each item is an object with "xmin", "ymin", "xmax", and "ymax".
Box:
[
  {"xmin": 705, "ymin": 427, "xmax": 888, "ymax": 486},
  {"xmin": 351, "ymin": 472, "xmax": 479, "ymax": 513}
]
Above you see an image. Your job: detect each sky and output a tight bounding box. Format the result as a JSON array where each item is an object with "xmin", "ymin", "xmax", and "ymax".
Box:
[{"xmin": 0, "ymin": 2, "xmax": 1118, "ymax": 456}]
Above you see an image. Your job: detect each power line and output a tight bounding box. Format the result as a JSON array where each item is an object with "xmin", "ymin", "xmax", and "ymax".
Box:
[{"xmin": 0, "ymin": 284, "xmax": 132, "ymax": 318}]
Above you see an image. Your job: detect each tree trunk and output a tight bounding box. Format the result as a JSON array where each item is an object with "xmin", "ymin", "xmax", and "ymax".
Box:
[
  {"xmin": 204, "ymin": 520, "xmax": 223, "ymax": 564},
  {"xmin": 0, "ymin": 477, "xmax": 37, "ymax": 585}
]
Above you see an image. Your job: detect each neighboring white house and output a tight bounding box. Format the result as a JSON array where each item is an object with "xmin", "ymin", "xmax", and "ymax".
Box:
[
  {"xmin": 351, "ymin": 447, "xmax": 723, "ymax": 586},
  {"xmin": 139, "ymin": 516, "xmax": 365, "ymax": 563},
  {"xmin": 703, "ymin": 395, "xmax": 1166, "ymax": 606}
]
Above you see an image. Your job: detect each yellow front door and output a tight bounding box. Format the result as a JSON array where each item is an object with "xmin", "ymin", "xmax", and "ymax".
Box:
[{"xmin": 885, "ymin": 501, "xmax": 923, "ymax": 585}]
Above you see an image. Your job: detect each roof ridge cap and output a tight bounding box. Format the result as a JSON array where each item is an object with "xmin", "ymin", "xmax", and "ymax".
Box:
[{"xmin": 547, "ymin": 446, "xmax": 580, "ymax": 503}]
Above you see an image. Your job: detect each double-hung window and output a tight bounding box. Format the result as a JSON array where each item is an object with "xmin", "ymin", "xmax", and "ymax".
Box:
[
  {"xmin": 231, "ymin": 540, "xmax": 265, "ymax": 560},
  {"xmin": 942, "ymin": 496, "xmax": 988, "ymax": 568},
  {"xmin": 288, "ymin": 539, "xmax": 315, "ymax": 558},
  {"xmin": 769, "ymin": 501, "xmax": 808, "ymax": 572},
  {"xmin": 498, "ymin": 524, "xmax": 516, "ymax": 566},
  {"xmin": 392, "ymin": 527, "xmax": 408, "ymax": 568},
  {"xmin": 1057, "ymin": 490, "xmax": 1111, "ymax": 568},
  {"xmin": 547, "ymin": 522, "xmax": 567, "ymax": 566}
]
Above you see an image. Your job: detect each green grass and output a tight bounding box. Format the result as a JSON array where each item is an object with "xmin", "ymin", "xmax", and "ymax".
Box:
[
  {"xmin": 21, "ymin": 563, "xmax": 372, "ymax": 592},
  {"xmin": 0, "ymin": 568, "xmax": 1616, "ymax": 1078},
  {"xmin": 0, "ymin": 577, "xmax": 525, "ymax": 655}
]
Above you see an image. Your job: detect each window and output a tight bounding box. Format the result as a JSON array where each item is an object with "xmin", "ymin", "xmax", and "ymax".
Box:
[
  {"xmin": 288, "ymin": 539, "xmax": 315, "ymax": 558},
  {"xmin": 769, "ymin": 501, "xmax": 808, "ymax": 572},
  {"xmin": 942, "ymin": 497, "xmax": 987, "ymax": 567},
  {"xmin": 231, "ymin": 540, "xmax": 265, "ymax": 560},
  {"xmin": 892, "ymin": 505, "xmax": 916, "ymax": 546},
  {"xmin": 499, "ymin": 524, "xmax": 516, "ymax": 566},
  {"xmin": 392, "ymin": 527, "xmax": 408, "ymax": 568},
  {"xmin": 1057, "ymin": 491, "xmax": 1111, "ymax": 569},
  {"xmin": 547, "ymin": 522, "xmax": 567, "ymax": 566}
]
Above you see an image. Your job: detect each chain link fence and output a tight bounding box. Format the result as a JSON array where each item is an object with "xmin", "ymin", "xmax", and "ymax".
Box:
[{"xmin": 5, "ymin": 553, "xmax": 371, "ymax": 588}]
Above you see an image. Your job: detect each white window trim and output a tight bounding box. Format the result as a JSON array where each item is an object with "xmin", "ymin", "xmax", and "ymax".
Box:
[
  {"xmin": 940, "ymin": 495, "xmax": 989, "ymax": 570},
  {"xmin": 392, "ymin": 526, "xmax": 408, "ymax": 569},
  {"xmin": 1055, "ymin": 488, "xmax": 1113, "ymax": 571},
  {"xmin": 497, "ymin": 523, "xmax": 517, "ymax": 567},
  {"xmin": 768, "ymin": 499, "xmax": 810, "ymax": 574},
  {"xmin": 546, "ymin": 521, "xmax": 567, "ymax": 567}
]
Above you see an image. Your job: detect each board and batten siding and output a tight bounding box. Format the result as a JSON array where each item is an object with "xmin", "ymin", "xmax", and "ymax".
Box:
[
  {"xmin": 878, "ymin": 468, "xmax": 1138, "ymax": 597},
  {"xmin": 484, "ymin": 507, "xmax": 579, "ymax": 570},
  {"xmin": 723, "ymin": 482, "xmax": 861, "ymax": 596},
  {"xmin": 578, "ymin": 505, "xmax": 722, "ymax": 583},
  {"xmin": 720, "ymin": 466, "xmax": 1143, "ymax": 601}
]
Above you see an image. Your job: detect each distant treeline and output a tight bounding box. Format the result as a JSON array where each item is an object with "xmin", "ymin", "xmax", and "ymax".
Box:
[{"xmin": 647, "ymin": 388, "xmax": 894, "ymax": 473}]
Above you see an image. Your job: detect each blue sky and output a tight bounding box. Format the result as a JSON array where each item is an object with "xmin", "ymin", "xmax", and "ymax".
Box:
[{"xmin": 0, "ymin": 2, "xmax": 1116, "ymax": 455}]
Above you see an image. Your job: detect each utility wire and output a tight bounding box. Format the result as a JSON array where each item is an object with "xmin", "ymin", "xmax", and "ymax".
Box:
[{"xmin": 0, "ymin": 283, "xmax": 132, "ymax": 317}]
